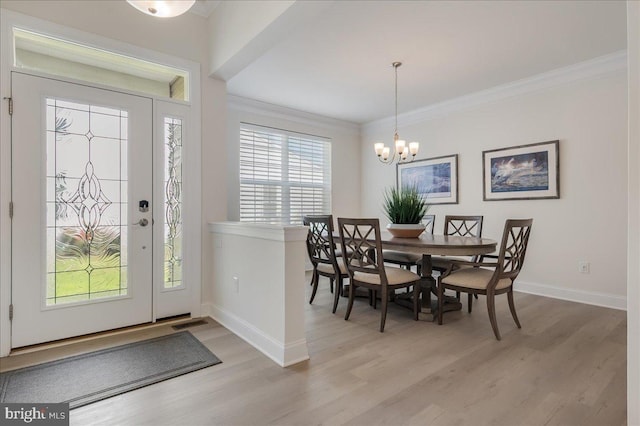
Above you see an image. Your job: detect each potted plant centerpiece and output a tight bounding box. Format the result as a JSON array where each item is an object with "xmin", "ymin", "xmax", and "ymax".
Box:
[{"xmin": 383, "ymin": 185, "xmax": 429, "ymax": 238}]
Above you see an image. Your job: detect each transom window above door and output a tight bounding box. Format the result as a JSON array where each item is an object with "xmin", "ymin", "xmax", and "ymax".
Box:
[{"xmin": 13, "ymin": 28, "xmax": 190, "ymax": 101}]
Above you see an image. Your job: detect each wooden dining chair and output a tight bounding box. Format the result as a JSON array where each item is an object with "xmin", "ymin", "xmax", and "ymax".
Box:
[
  {"xmin": 337, "ymin": 218, "xmax": 422, "ymax": 332},
  {"xmin": 381, "ymin": 214, "xmax": 435, "ymax": 274},
  {"xmin": 431, "ymin": 215, "xmax": 484, "ymax": 310},
  {"xmin": 304, "ymin": 215, "xmax": 348, "ymax": 314},
  {"xmin": 437, "ymin": 218, "xmax": 533, "ymax": 340},
  {"xmin": 432, "ymin": 215, "xmax": 484, "ymax": 268}
]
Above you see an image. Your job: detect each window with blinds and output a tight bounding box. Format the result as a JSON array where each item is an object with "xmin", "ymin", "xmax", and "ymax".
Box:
[{"xmin": 239, "ymin": 124, "xmax": 331, "ymax": 225}]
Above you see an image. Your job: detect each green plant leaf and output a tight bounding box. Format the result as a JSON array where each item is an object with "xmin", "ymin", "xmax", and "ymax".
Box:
[{"xmin": 382, "ymin": 185, "xmax": 429, "ymax": 224}]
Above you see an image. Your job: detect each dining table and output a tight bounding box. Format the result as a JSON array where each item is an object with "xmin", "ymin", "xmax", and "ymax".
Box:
[{"xmin": 335, "ymin": 231, "xmax": 498, "ymax": 320}]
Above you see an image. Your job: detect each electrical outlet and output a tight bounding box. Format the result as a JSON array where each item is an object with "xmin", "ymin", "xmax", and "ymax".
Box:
[
  {"xmin": 578, "ymin": 261, "xmax": 590, "ymax": 274},
  {"xmin": 233, "ymin": 276, "xmax": 239, "ymax": 293}
]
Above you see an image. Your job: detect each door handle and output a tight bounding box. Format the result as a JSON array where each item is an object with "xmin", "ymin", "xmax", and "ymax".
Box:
[{"xmin": 133, "ymin": 218, "xmax": 149, "ymax": 227}]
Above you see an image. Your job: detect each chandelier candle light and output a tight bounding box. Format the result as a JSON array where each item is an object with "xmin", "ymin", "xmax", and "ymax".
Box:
[{"xmin": 374, "ymin": 62, "xmax": 419, "ymax": 164}]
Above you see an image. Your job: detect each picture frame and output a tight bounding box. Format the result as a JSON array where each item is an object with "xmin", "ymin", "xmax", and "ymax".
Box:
[
  {"xmin": 482, "ymin": 140, "xmax": 559, "ymax": 201},
  {"xmin": 397, "ymin": 154, "xmax": 458, "ymax": 204}
]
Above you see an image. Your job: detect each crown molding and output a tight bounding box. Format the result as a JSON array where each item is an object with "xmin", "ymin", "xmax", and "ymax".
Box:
[
  {"xmin": 227, "ymin": 94, "xmax": 360, "ymax": 135},
  {"xmin": 228, "ymin": 51, "xmax": 625, "ymax": 137},
  {"xmin": 363, "ymin": 50, "xmax": 628, "ymax": 133}
]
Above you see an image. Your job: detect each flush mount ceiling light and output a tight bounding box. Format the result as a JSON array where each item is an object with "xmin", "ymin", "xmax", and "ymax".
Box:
[
  {"xmin": 126, "ymin": 0, "xmax": 196, "ymax": 18},
  {"xmin": 374, "ymin": 62, "xmax": 419, "ymax": 164}
]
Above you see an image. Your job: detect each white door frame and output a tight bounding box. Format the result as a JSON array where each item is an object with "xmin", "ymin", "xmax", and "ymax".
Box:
[{"xmin": 0, "ymin": 9, "xmax": 202, "ymax": 356}]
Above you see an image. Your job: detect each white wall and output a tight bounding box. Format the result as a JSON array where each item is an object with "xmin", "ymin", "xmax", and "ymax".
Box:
[
  {"xmin": 208, "ymin": 222, "xmax": 309, "ymax": 367},
  {"xmin": 362, "ymin": 63, "xmax": 628, "ymax": 308},
  {"xmin": 627, "ymin": 1, "xmax": 640, "ymax": 423}
]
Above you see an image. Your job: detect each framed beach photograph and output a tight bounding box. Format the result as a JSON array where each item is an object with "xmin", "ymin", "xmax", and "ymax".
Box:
[
  {"xmin": 482, "ymin": 140, "xmax": 559, "ymax": 201},
  {"xmin": 397, "ymin": 154, "xmax": 458, "ymax": 204}
]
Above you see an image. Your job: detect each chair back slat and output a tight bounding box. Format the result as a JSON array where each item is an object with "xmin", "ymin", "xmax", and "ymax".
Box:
[
  {"xmin": 497, "ymin": 219, "xmax": 533, "ymax": 279},
  {"xmin": 303, "ymin": 215, "xmax": 339, "ymax": 269},
  {"xmin": 337, "ymin": 218, "xmax": 388, "ymax": 286},
  {"xmin": 444, "ymin": 215, "xmax": 483, "ymax": 237},
  {"xmin": 423, "ymin": 214, "xmax": 436, "ymax": 234},
  {"xmin": 444, "ymin": 215, "xmax": 484, "ymax": 262}
]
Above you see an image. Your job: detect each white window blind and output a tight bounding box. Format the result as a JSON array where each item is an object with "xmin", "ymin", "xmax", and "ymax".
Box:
[{"xmin": 239, "ymin": 124, "xmax": 331, "ymax": 225}]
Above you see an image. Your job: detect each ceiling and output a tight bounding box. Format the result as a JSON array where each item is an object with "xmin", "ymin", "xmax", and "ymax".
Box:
[
  {"xmin": 222, "ymin": 0, "xmax": 627, "ymax": 124},
  {"xmin": 190, "ymin": 0, "xmax": 220, "ymax": 18}
]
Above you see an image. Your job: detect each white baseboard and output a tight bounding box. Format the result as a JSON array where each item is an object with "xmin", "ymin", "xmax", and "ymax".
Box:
[
  {"xmin": 515, "ymin": 281, "xmax": 627, "ymax": 311},
  {"xmin": 201, "ymin": 303, "xmax": 310, "ymax": 367}
]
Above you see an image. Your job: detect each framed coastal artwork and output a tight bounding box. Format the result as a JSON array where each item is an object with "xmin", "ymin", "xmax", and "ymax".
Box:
[
  {"xmin": 397, "ymin": 154, "xmax": 458, "ymax": 204},
  {"xmin": 482, "ymin": 140, "xmax": 559, "ymax": 201}
]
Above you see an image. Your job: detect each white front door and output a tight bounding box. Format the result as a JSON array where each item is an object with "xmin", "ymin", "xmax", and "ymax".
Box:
[{"xmin": 11, "ymin": 72, "xmax": 153, "ymax": 348}]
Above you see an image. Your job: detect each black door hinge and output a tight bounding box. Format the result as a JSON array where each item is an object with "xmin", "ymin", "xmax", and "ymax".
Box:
[{"xmin": 4, "ymin": 97, "xmax": 12, "ymax": 115}]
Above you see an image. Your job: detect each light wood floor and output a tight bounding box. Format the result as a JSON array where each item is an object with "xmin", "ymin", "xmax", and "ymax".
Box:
[{"xmin": 1, "ymin": 275, "xmax": 627, "ymax": 426}]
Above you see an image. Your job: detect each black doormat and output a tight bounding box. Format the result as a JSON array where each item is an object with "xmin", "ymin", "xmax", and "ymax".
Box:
[{"xmin": 0, "ymin": 331, "xmax": 221, "ymax": 409}]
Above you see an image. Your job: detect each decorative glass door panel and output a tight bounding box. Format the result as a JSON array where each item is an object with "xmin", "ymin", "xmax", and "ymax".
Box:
[
  {"xmin": 46, "ymin": 99, "xmax": 129, "ymax": 305},
  {"xmin": 164, "ymin": 117, "xmax": 182, "ymax": 289},
  {"xmin": 155, "ymin": 102, "xmax": 191, "ymax": 318},
  {"xmin": 11, "ymin": 72, "xmax": 153, "ymax": 348}
]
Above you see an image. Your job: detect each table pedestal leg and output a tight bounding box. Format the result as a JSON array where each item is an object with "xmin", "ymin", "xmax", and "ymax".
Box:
[{"xmin": 420, "ymin": 254, "xmax": 462, "ymax": 321}]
